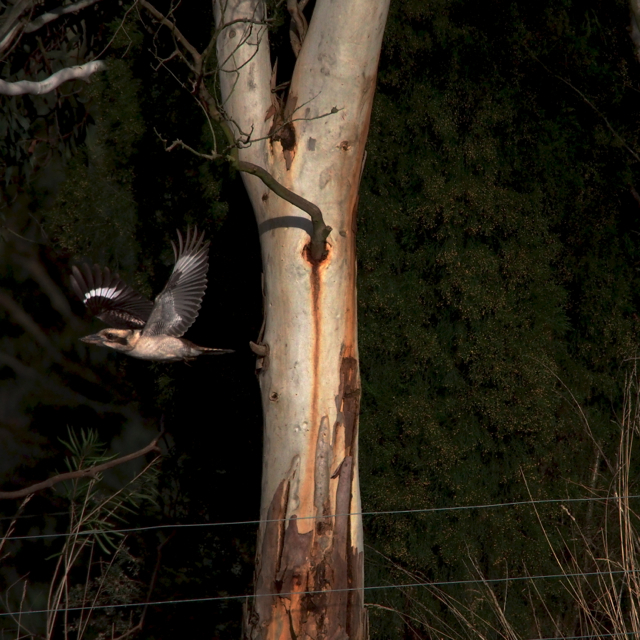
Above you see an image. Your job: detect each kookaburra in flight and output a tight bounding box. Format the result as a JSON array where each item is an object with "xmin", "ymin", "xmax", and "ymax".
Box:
[{"xmin": 71, "ymin": 228, "xmax": 233, "ymax": 362}]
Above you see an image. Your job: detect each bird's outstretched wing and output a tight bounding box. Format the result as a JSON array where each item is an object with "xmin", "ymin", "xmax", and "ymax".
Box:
[
  {"xmin": 71, "ymin": 264, "xmax": 153, "ymax": 330},
  {"xmin": 142, "ymin": 228, "xmax": 210, "ymax": 337}
]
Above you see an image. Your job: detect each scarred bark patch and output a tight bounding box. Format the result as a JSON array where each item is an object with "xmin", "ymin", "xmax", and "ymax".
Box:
[
  {"xmin": 244, "ymin": 354, "xmax": 364, "ymax": 640},
  {"xmin": 339, "ymin": 356, "xmax": 360, "ymax": 454},
  {"xmin": 244, "ymin": 478, "xmax": 289, "ymax": 636}
]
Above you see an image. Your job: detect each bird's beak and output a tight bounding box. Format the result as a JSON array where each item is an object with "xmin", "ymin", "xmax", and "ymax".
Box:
[{"xmin": 80, "ymin": 333, "xmax": 106, "ymax": 345}]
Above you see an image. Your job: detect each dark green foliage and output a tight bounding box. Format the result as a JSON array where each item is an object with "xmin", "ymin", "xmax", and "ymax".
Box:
[
  {"xmin": 359, "ymin": 0, "xmax": 640, "ymax": 636},
  {"xmin": 1, "ymin": 3, "xmax": 261, "ymax": 639},
  {"xmin": 0, "ymin": 0, "xmax": 142, "ymax": 210},
  {"xmin": 45, "ymin": 58, "xmax": 145, "ymax": 274},
  {"xmin": 3, "ymin": 0, "xmax": 640, "ymax": 636}
]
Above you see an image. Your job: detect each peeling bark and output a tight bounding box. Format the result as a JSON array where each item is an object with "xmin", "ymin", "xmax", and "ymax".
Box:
[
  {"xmin": 245, "ymin": 478, "xmax": 290, "ymax": 633},
  {"xmin": 338, "ymin": 357, "xmax": 361, "ymax": 455}
]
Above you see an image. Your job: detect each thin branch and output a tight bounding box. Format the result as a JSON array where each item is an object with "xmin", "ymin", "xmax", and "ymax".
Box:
[
  {"xmin": 0, "ymin": 289, "xmax": 62, "ymax": 363},
  {"xmin": 95, "ymin": 0, "xmax": 140, "ymax": 60},
  {"xmin": 0, "ymin": 22, "xmax": 25, "ymax": 56},
  {"xmin": 528, "ymin": 48, "xmax": 640, "ymax": 164},
  {"xmin": 531, "ymin": 355, "xmax": 614, "ymax": 475},
  {"xmin": 158, "ymin": 134, "xmax": 217, "ymax": 160},
  {"xmin": 0, "ymin": 496, "xmax": 33, "ymax": 558},
  {"xmin": 0, "ymin": 575, "xmax": 37, "ymax": 640},
  {"xmin": 157, "ymin": 133, "xmax": 332, "ymax": 261},
  {"xmin": 0, "ymin": 433, "xmax": 163, "ymax": 500},
  {"xmin": 23, "ymin": 0, "xmax": 104, "ymax": 34},
  {"xmin": 151, "ymin": 48, "xmax": 180, "ymax": 71},
  {"xmin": 0, "ymin": 60, "xmax": 106, "ymax": 96},
  {"xmin": 112, "ymin": 531, "xmax": 175, "ymax": 640},
  {"xmin": 217, "ymin": 21, "xmax": 264, "ymax": 88},
  {"xmin": 0, "ymin": 0, "xmax": 34, "ymax": 55},
  {"xmin": 235, "ymin": 159, "xmax": 332, "ymax": 260},
  {"xmin": 239, "ymin": 104, "xmax": 340, "ymax": 148},
  {"xmin": 0, "ymin": 351, "xmax": 129, "ymax": 415},
  {"xmin": 139, "ymin": 0, "xmax": 200, "ymax": 65}
]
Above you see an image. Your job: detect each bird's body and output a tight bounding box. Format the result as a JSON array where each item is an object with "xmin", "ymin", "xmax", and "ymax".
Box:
[
  {"xmin": 79, "ymin": 330, "xmax": 225, "ymax": 361},
  {"xmin": 71, "ymin": 228, "xmax": 232, "ymax": 362}
]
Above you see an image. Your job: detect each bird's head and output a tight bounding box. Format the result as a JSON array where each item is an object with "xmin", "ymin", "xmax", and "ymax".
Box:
[{"xmin": 80, "ymin": 328, "xmax": 138, "ymax": 353}]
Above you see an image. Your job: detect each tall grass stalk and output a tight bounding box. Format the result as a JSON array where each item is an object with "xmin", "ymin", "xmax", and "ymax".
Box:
[{"xmin": 367, "ymin": 364, "xmax": 640, "ymax": 639}]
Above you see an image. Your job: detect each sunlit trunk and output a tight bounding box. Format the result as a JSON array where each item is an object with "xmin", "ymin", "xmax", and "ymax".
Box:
[{"xmin": 214, "ymin": 1, "xmax": 390, "ymax": 637}]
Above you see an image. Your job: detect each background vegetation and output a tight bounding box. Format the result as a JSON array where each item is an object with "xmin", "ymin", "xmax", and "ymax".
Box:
[{"xmin": 2, "ymin": 0, "xmax": 640, "ymax": 638}]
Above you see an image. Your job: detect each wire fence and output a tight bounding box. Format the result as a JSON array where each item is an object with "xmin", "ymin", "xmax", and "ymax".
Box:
[
  {"xmin": 1, "ymin": 568, "xmax": 638, "ymax": 618},
  {"xmin": 2, "ymin": 492, "xmax": 639, "ymax": 639},
  {"xmin": 2, "ymin": 493, "xmax": 637, "ymax": 542},
  {"xmin": 538, "ymin": 634, "xmax": 636, "ymax": 640}
]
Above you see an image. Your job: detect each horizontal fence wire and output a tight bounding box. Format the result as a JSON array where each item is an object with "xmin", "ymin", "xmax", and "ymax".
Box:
[
  {"xmin": 0, "ymin": 568, "xmax": 638, "ymax": 619},
  {"xmin": 553, "ymin": 636, "xmax": 635, "ymax": 640},
  {"xmin": 3, "ymin": 495, "xmax": 639, "ymax": 638},
  {"xmin": 2, "ymin": 493, "xmax": 638, "ymax": 542},
  {"xmin": 536, "ymin": 634, "xmax": 637, "ymax": 640}
]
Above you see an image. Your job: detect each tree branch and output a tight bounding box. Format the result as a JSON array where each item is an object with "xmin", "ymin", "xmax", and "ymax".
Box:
[
  {"xmin": 286, "ymin": 0, "xmax": 307, "ymax": 57},
  {"xmin": 143, "ymin": 0, "xmax": 331, "ymax": 259},
  {"xmin": 157, "ymin": 134, "xmax": 332, "ymax": 261},
  {"xmin": 0, "ymin": 0, "xmax": 33, "ymax": 54},
  {"xmin": 0, "ymin": 60, "xmax": 107, "ymax": 96},
  {"xmin": 0, "ymin": 0, "xmax": 105, "ymax": 56},
  {"xmin": 234, "ymin": 159, "xmax": 332, "ymax": 261},
  {"xmin": 24, "ymin": 0, "xmax": 104, "ymax": 34},
  {"xmin": 139, "ymin": 0, "xmax": 201, "ymax": 68},
  {"xmin": 0, "ymin": 433, "xmax": 163, "ymax": 499},
  {"xmin": 528, "ymin": 48, "xmax": 640, "ymax": 164}
]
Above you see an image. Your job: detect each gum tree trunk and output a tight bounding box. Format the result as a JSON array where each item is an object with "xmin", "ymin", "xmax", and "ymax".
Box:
[{"xmin": 214, "ymin": 1, "xmax": 390, "ymax": 638}]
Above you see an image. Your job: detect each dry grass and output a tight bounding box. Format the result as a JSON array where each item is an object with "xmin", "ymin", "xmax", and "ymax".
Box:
[
  {"xmin": 367, "ymin": 365, "xmax": 640, "ymax": 640},
  {"xmin": 1, "ymin": 429, "xmax": 158, "ymax": 640}
]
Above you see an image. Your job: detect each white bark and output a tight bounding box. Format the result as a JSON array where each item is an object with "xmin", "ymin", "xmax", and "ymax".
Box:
[
  {"xmin": 213, "ymin": 0, "xmax": 273, "ymax": 200},
  {"xmin": 215, "ymin": 0, "xmax": 389, "ymax": 637},
  {"xmin": 0, "ymin": 0, "xmax": 104, "ymax": 55},
  {"xmin": 0, "ymin": 0, "xmax": 32, "ymax": 54},
  {"xmin": 256, "ymin": 0, "xmax": 388, "ymax": 544},
  {"xmin": 24, "ymin": 0, "xmax": 103, "ymax": 33},
  {"xmin": 0, "ymin": 60, "xmax": 106, "ymax": 96}
]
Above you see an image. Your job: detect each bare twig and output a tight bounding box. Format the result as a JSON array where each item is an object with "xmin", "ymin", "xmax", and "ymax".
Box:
[
  {"xmin": 0, "ymin": 289, "xmax": 63, "ymax": 362},
  {"xmin": 0, "ymin": 352, "xmax": 127, "ymax": 414},
  {"xmin": 528, "ymin": 48, "xmax": 640, "ymax": 164},
  {"xmin": 95, "ymin": 0, "xmax": 140, "ymax": 60},
  {"xmin": 0, "ymin": 495, "xmax": 33, "ymax": 558},
  {"xmin": 24, "ymin": 0, "xmax": 104, "ymax": 34},
  {"xmin": 139, "ymin": 0, "xmax": 200, "ymax": 66},
  {"xmin": 111, "ymin": 531, "xmax": 175, "ymax": 640},
  {"xmin": 0, "ymin": 433, "xmax": 163, "ymax": 500}
]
